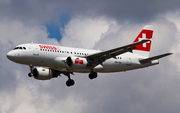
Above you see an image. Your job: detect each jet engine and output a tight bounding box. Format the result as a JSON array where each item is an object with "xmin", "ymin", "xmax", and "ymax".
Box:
[
  {"xmin": 66, "ymin": 57, "xmax": 87, "ymax": 68},
  {"xmin": 33, "ymin": 67, "xmax": 58, "ymax": 80}
]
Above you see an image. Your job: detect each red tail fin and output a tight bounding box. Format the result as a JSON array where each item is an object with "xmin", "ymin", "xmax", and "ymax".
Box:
[
  {"xmin": 133, "ymin": 25, "xmax": 153, "ymax": 52},
  {"xmin": 133, "ymin": 25, "xmax": 153, "ymax": 57}
]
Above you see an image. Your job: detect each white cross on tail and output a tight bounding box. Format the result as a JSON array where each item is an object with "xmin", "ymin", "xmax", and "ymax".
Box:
[{"xmin": 138, "ymin": 33, "xmax": 150, "ymax": 47}]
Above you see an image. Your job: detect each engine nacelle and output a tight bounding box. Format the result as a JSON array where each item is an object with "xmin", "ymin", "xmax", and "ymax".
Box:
[
  {"xmin": 66, "ymin": 57, "xmax": 87, "ymax": 68},
  {"xmin": 33, "ymin": 67, "xmax": 54, "ymax": 80}
]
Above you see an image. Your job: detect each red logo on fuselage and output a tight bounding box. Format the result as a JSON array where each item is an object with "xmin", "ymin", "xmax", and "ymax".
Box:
[
  {"xmin": 39, "ymin": 45, "xmax": 61, "ymax": 50},
  {"xmin": 75, "ymin": 59, "xmax": 83, "ymax": 64}
]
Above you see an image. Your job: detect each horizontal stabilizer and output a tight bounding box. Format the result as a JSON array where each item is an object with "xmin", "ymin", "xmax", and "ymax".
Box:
[{"xmin": 139, "ymin": 53, "xmax": 173, "ymax": 64}]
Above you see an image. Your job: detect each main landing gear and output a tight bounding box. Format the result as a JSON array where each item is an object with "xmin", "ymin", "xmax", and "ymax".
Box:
[
  {"xmin": 89, "ymin": 71, "xmax": 98, "ymax": 79},
  {"xmin": 65, "ymin": 71, "xmax": 97, "ymax": 87},
  {"xmin": 64, "ymin": 72, "xmax": 75, "ymax": 87},
  {"xmin": 89, "ymin": 67, "xmax": 98, "ymax": 79}
]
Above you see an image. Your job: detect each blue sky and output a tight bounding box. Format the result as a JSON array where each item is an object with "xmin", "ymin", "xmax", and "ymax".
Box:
[
  {"xmin": 46, "ymin": 14, "xmax": 71, "ymax": 41},
  {"xmin": 46, "ymin": 23, "xmax": 61, "ymax": 40}
]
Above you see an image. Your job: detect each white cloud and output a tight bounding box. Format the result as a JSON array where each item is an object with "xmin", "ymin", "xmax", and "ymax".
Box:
[
  {"xmin": 60, "ymin": 16, "xmax": 115, "ymax": 48},
  {"xmin": 0, "ymin": 19, "xmax": 60, "ymax": 49},
  {"xmin": 163, "ymin": 11, "xmax": 180, "ymax": 72},
  {"xmin": 0, "ymin": 81, "xmax": 86, "ymax": 113}
]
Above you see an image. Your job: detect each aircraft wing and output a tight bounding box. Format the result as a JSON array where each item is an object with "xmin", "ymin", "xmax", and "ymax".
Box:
[{"xmin": 86, "ymin": 39, "xmax": 150, "ymax": 67}]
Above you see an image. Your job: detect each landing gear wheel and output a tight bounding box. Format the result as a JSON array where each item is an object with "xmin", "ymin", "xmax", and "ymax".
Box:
[
  {"xmin": 89, "ymin": 72, "xmax": 97, "ymax": 79},
  {"xmin": 28, "ymin": 73, "xmax": 33, "ymax": 77},
  {"xmin": 66, "ymin": 79, "xmax": 75, "ymax": 87}
]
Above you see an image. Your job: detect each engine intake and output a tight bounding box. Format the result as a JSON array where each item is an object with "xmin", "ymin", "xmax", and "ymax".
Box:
[{"xmin": 66, "ymin": 57, "xmax": 87, "ymax": 68}]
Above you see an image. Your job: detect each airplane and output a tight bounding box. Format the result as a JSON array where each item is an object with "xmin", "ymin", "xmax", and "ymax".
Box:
[{"xmin": 6, "ymin": 25, "xmax": 172, "ymax": 87}]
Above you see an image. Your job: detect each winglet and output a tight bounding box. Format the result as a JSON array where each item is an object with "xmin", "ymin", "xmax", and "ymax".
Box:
[{"xmin": 139, "ymin": 53, "xmax": 173, "ymax": 64}]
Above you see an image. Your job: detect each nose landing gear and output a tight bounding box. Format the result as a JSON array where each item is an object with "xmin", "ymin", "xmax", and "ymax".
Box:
[{"xmin": 28, "ymin": 64, "xmax": 34, "ymax": 77}]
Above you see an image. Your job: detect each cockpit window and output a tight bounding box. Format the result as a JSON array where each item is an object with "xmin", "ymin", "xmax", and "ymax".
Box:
[
  {"xmin": 14, "ymin": 47, "xmax": 19, "ymax": 50},
  {"xmin": 14, "ymin": 47, "xmax": 27, "ymax": 50}
]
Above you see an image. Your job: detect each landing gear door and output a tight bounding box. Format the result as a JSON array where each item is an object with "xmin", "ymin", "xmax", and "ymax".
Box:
[{"xmin": 32, "ymin": 44, "xmax": 39, "ymax": 56}]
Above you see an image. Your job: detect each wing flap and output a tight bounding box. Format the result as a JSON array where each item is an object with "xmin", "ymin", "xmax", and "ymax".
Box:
[{"xmin": 139, "ymin": 53, "xmax": 172, "ymax": 64}]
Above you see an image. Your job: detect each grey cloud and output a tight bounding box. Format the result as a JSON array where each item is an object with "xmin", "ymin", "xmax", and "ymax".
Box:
[
  {"xmin": 62, "ymin": 0, "xmax": 180, "ymax": 23},
  {"xmin": 1, "ymin": 0, "xmax": 180, "ymax": 24},
  {"xmin": 78, "ymin": 62, "xmax": 179, "ymax": 113}
]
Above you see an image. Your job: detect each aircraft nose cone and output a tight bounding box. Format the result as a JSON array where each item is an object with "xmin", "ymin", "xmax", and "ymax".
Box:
[
  {"xmin": 7, "ymin": 51, "xmax": 11, "ymax": 59},
  {"xmin": 7, "ymin": 51, "xmax": 15, "ymax": 60}
]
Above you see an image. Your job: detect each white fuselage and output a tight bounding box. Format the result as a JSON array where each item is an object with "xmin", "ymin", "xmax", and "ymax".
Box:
[{"xmin": 7, "ymin": 43, "xmax": 159, "ymax": 73}]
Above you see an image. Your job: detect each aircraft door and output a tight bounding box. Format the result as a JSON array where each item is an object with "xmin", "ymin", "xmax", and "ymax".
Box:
[
  {"xmin": 32, "ymin": 44, "xmax": 39, "ymax": 56},
  {"xmin": 126, "ymin": 54, "xmax": 131, "ymax": 66}
]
